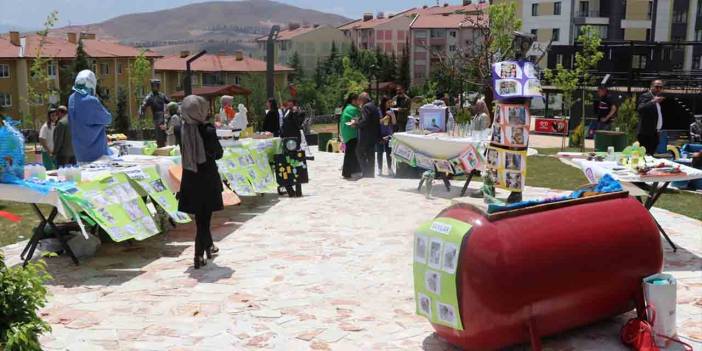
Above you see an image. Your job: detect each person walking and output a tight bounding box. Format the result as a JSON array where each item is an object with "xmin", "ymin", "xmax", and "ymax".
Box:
[
  {"xmin": 637, "ymin": 80, "xmax": 665, "ymax": 155},
  {"xmin": 165, "ymin": 102, "xmax": 181, "ymax": 146},
  {"xmin": 262, "ymin": 98, "xmax": 281, "ymax": 136},
  {"xmin": 377, "ymin": 96, "xmax": 396, "ymax": 176},
  {"xmin": 52, "ymin": 106, "xmax": 75, "ymax": 167},
  {"xmin": 39, "ymin": 107, "xmax": 58, "ymax": 170},
  {"xmin": 140, "ymin": 79, "xmax": 170, "ymax": 147},
  {"xmin": 339, "ymin": 93, "xmax": 361, "ymax": 179},
  {"xmin": 355, "ymin": 92, "xmax": 380, "ymax": 178},
  {"xmin": 177, "ymin": 95, "xmax": 224, "ymax": 269}
]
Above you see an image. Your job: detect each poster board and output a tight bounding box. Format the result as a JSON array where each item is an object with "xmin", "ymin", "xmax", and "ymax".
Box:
[
  {"xmin": 122, "ymin": 166, "xmax": 191, "ymax": 224},
  {"xmin": 71, "ymin": 173, "xmax": 160, "ymax": 242},
  {"xmin": 491, "ymin": 104, "xmax": 530, "ymax": 148},
  {"xmin": 414, "ymin": 217, "xmax": 472, "ymax": 330},
  {"xmin": 492, "ymin": 61, "xmax": 543, "ymax": 99},
  {"xmin": 218, "ymin": 148, "xmax": 257, "ymax": 196},
  {"xmin": 486, "ymin": 147, "xmax": 527, "ymax": 192}
]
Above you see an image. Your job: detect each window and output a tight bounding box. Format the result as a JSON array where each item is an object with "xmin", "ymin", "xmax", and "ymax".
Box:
[
  {"xmin": 100, "ymin": 63, "xmax": 109, "ymax": 75},
  {"xmin": 102, "ymin": 88, "xmax": 111, "ymax": 100},
  {"xmin": 117, "ymin": 63, "xmax": 123, "ymax": 74},
  {"xmin": 672, "ymin": 10, "xmax": 687, "ymax": 24},
  {"xmin": 646, "ymin": 29, "xmax": 651, "ymax": 41},
  {"xmin": 47, "ymin": 62, "xmax": 57, "ymax": 78},
  {"xmin": 449, "ymin": 45, "xmax": 457, "ymax": 52},
  {"xmin": 556, "ymin": 54, "xmax": 564, "ymax": 66},
  {"xmin": 696, "ymin": 30, "xmax": 702, "ymax": 41},
  {"xmin": 377, "ymin": 31, "xmax": 384, "ymax": 41},
  {"xmin": 449, "ymin": 31, "xmax": 457, "ymax": 38},
  {"xmin": 234, "ymin": 75, "xmax": 241, "ymax": 85},
  {"xmin": 415, "ymin": 30, "xmax": 428, "ymax": 38},
  {"xmin": 397, "ymin": 30, "xmax": 406, "ymax": 41},
  {"xmin": 552, "ymin": 28, "xmax": 560, "ymax": 41},
  {"xmin": 385, "ymin": 30, "xmax": 393, "ymax": 40},
  {"xmin": 280, "ymin": 41, "xmax": 289, "ymax": 51},
  {"xmin": 632, "ymin": 54, "xmax": 647, "ymax": 69},
  {"xmin": 554, "ymin": 1, "xmax": 561, "ymax": 15},
  {"xmin": 579, "ymin": 1, "xmax": 589, "ymax": 16},
  {"xmin": 430, "ymin": 29, "xmax": 446, "ymax": 38},
  {"xmin": 532, "ymin": 3, "xmax": 539, "ymax": 16},
  {"xmin": 0, "ymin": 92, "xmax": 11, "ymax": 107},
  {"xmin": 0, "ymin": 64, "xmax": 9, "ymax": 78},
  {"xmin": 693, "ymin": 56, "xmax": 701, "ymax": 70}
]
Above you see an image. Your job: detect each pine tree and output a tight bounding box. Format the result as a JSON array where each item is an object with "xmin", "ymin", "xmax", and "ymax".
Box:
[
  {"xmin": 349, "ymin": 44, "xmax": 359, "ymax": 68},
  {"xmin": 73, "ymin": 40, "xmax": 91, "ymax": 73},
  {"xmin": 398, "ymin": 46, "xmax": 411, "ymax": 90},
  {"xmin": 314, "ymin": 58, "xmax": 325, "ymax": 88},
  {"xmin": 288, "ymin": 51, "xmax": 304, "ymax": 82},
  {"xmin": 114, "ymin": 87, "xmax": 129, "ymax": 133}
]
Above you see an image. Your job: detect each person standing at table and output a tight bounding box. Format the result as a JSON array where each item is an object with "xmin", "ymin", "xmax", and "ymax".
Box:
[
  {"xmin": 589, "ymin": 85, "xmax": 618, "ymax": 138},
  {"xmin": 637, "ymin": 80, "xmax": 665, "ymax": 155},
  {"xmin": 690, "ymin": 115, "xmax": 702, "ymax": 143},
  {"xmin": 281, "ymin": 99, "xmax": 305, "ymax": 140},
  {"xmin": 165, "ymin": 102, "xmax": 181, "ymax": 146},
  {"xmin": 140, "ymin": 79, "xmax": 170, "ymax": 147},
  {"xmin": 262, "ymin": 98, "xmax": 281, "ymax": 136},
  {"xmin": 377, "ymin": 96, "xmax": 396, "ymax": 176},
  {"xmin": 68, "ymin": 70, "xmax": 112, "ymax": 164},
  {"xmin": 354, "ymin": 92, "xmax": 380, "ymax": 178},
  {"xmin": 38, "ymin": 107, "xmax": 58, "ymax": 170},
  {"xmin": 340, "ymin": 93, "xmax": 361, "ymax": 179},
  {"xmin": 178, "ymin": 95, "xmax": 224, "ymax": 269},
  {"xmin": 53, "ymin": 106, "xmax": 75, "ymax": 167},
  {"xmin": 393, "ymin": 86, "xmax": 410, "ymax": 132}
]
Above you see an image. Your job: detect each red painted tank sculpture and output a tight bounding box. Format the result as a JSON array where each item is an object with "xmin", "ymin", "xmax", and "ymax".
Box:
[{"xmin": 430, "ymin": 193, "xmax": 662, "ymax": 350}]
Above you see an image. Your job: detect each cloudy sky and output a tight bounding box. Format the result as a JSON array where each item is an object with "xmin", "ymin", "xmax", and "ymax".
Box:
[{"xmin": 0, "ymin": 0, "xmax": 452, "ymax": 29}]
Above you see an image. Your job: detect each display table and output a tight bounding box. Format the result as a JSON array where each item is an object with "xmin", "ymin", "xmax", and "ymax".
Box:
[
  {"xmin": 563, "ymin": 154, "xmax": 702, "ymax": 251},
  {"xmin": 391, "ymin": 132, "xmax": 488, "ymax": 196}
]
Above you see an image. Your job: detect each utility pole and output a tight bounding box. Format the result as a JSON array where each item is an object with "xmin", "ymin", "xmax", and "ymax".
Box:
[
  {"xmin": 185, "ymin": 50, "xmax": 206, "ymax": 96},
  {"xmin": 267, "ymin": 25, "xmax": 281, "ymax": 99}
]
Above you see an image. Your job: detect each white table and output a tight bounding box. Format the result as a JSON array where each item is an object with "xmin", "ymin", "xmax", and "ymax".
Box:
[{"xmin": 566, "ymin": 156, "xmax": 702, "ymax": 251}]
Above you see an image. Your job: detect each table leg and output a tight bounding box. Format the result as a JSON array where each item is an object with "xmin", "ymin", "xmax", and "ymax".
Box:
[
  {"xmin": 440, "ymin": 173, "xmax": 451, "ymax": 192},
  {"xmin": 635, "ymin": 182, "xmax": 677, "ymax": 252},
  {"xmin": 417, "ymin": 177, "xmax": 425, "ymax": 192},
  {"xmin": 22, "ymin": 205, "xmax": 80, "ymax": 266},
  {"xmin": 460, "ymin": 171, "xmax": 475, "ymax": 197},
  {"xmin": 654, "ymin": 218, "xmax": 678, "ymax": 252}
]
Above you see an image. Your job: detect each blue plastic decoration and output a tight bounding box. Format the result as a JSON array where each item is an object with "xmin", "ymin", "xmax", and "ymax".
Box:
[{"xmin": 0, "ymin": 117, "xmax": 25, "ymax": 184}]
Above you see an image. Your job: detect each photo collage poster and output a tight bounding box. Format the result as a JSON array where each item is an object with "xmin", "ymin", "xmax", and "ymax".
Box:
[
  {"xmin": 218, "ymin": 147, "xmax": 257, "ymax": 196},
  {"xmin": 73, "ymin": 173, "xmax": 160, "ymax": 242},
  {"xmin": 121, "ymin": 166, "xmax": 191, "ymax": 224},
  {"xmin": 485, "ymin": 147, "xmax": 528, "ymax": 192},
  {"xmin": 491, "ymin": 103, "xmax": 530, "ymax": 149},
  {"xmin": 413, "ymin": 217, "xmax": 473, "ymax": 330},
  {"xmin": 492, "ymin": 61, "xmax": 543, "ymax": 99}
]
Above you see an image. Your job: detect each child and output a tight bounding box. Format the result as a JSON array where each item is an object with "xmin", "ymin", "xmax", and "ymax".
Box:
[{"xmin": 165, "ymin": 102, "xmax": 181, "ymax": 146}]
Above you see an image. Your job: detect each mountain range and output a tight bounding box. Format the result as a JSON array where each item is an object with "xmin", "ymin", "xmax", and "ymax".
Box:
[{"xmin": 52, "ymin": 0, "xmax": 351, "ymax": 55}]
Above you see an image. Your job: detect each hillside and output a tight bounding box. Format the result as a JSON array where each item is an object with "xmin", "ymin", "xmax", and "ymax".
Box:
[{"xmin": 54, "ymin": 0, "xmax": 350, "ymax": 55}]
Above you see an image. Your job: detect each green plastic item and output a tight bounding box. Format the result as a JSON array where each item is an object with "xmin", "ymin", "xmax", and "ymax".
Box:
[
  {"xmin": 317, "ymin": 133, "xmax": 334, "ymax": 152},
  {"xmin": 594, "ymin": 130, "xmax": 627, "ymax": 152}
]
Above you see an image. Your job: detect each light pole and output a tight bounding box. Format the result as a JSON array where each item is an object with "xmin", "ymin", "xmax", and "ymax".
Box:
[{"xmin": 266, "ymin": 25, "xmax": 281, "ymax": 100}]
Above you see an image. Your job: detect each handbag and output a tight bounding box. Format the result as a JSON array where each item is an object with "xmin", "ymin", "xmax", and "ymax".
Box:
[{"xmin": 620, "ymin": 305, "xmax": 693, "ymax": 351}]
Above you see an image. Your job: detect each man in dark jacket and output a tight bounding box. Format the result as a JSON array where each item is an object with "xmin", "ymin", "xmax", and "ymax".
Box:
[
  {"xmin": 281, "ymin": 99, "xmax": 305, "ymax": 139},
  {"xmin": 140, "ymin": 79, "xmax": 170, "ymax": 147},
  {"xmin": 637, "ymin": 80, "xmax": 665, "ymax": 155},
  {"xmin": 52, "ymin": 106, "xmax": 76, "ymax": 167},
  {"xmin": 355, "ymin": 92, "xmax": 380, "ymax": 178}
]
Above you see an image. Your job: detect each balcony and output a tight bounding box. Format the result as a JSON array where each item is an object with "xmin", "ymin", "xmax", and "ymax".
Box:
[{"xmin": 574, "ymin": 9, "xmax": 609, "ymax": 25}]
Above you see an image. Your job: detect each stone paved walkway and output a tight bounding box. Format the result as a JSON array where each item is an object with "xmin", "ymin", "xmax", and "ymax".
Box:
[{"xmin": 2, "ymin": 152, "xmax": 700, "ymax": 350}]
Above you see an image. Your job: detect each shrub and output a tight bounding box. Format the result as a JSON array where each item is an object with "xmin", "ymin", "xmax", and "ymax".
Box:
[
  {"xmin": 614, "ymin": 96, "xmax": 639, "ymax": 144},
  {"xmin": 0, "ymin": 252, "xmax": 52, "ymax": 350}
]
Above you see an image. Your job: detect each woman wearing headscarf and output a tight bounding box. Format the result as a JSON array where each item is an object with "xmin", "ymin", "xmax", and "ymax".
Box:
[
  {"xmin": 229, "ymin": 103, "xmax": 248, "ymax": 135},
  {"xmin": 472, "ymin": 99, "xmax": 491, "ymax": 131},
  {"xmin": 218, "ymin": 95, "xmax": 235, "ymax": 126},
  {"xmin": 178, "ymin": 95, "xmax": 224, "ymax": 269},
  {"xmin": 165, "ymin": 102, "xmax": 181, "ymax": 146},
  {"xmin": 262, "ymin": 98, "xmax": 281, "ymax": 136}
]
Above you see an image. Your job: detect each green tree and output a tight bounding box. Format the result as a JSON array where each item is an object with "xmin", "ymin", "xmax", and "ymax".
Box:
[
  {"xmin": 130, "ymin": 51, "xmax": 153, "ymax": 138},
  {"xmin": 398, "ymin": 46, "xmax": 411, "ymax": 90},
  {"xmin": 0, "ymin": 252, "xmax": 52, "ymax": 350},
  {"xmin": 613, "ymin": 96, "xmax": 639, "ymax": 144},
  {"xmin": 25, "ymin": 11, "xmax": 59, "ymax": 129},
  {"xmin": 288, "ymin": 51, "xmax": 304, "ymax": 81},
  {"xmin": 544, "ymin": 25, "xmax": 604, "ymax": 149},
  {"xmin": 113, "ymin": 87, "xmax": 129, "ymax": 133}
]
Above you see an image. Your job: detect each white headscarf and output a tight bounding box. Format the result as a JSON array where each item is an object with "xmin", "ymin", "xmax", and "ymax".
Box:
[
  {"xmin": 230, "ymin": 103, "xmax": 248, "ymax": 131},
  {"xmin": 73, "ymin": 70, "xmax": 97, "ymax": 95}
]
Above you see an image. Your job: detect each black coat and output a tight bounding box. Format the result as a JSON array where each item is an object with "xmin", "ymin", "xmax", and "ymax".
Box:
[
  {"xmin": 178, "ymin": 123, "xmax": 224, "ymax": 214},
  {"xmin": 281, "ymin": 109, "xmax": 305, "ymax": 139},
  {"xmin": 357, "ymin": 102, "xmax": 380, "ymax": 147},
  {"xmin": 637, "ymin": 91, "xmax": 661, "ymax": 136},
  {"xmin": 263, "ymin": 109, "xmax": 280, "ymax": 136}
]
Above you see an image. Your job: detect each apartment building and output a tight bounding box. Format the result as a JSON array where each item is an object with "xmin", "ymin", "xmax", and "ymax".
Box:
[
  {"xmin": 255, "ymin": 24, "xmax": 350, "ymax": 74},
  {"xmin": 0, "ymin": 31, "xmax": 161, "ymax": 123},
  {"xmin": 409, "ymin": 14, "xmax": 484, "ymax": 86},
  {"xmin": 339, "ymin": 2, "xmax": 487, "ymax": 57},
  {"xmin": 154, "ymin": 51, "xmax": 292, "ymax": 97}
]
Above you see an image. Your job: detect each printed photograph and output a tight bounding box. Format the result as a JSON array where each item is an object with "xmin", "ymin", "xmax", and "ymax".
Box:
[
  {"xmin": 442, "ymin": 242, "xmax": 458, "ymax": 274},
  {"xmin": 97, "ymin": 207, "xmax": 116, "ymax": 225},
  {"xmin": 437, "ymin": 302, "xmax": 457, "ymax": 326},
  {"xmin": 492, "ymin": 124, "xmax": 503, "ymax": 144},
  {"xmin": 506, "ymin": 171, "xmax": 523, "ymax": 190},
  {"xmin": 415, "ymin": 234, "xmax": 428, "ymax": 263},
  {"xmin": 498, "ymin": 62, "xmax": 520, "ymax": 79},
  {"xmin": 125, "ymin": 199, "xmax": 143, "ymax": 221},
  {"xmin": 497, "ymin": 80, "xmax": 520, "ymax": 96},
  {"xmin": 487, "ymin": 169, "xmax": 502, "ymax": 186},
  {"xmin": 150, "ymin": 179, "xmax": 167, "ymax": 193},
  {"xmin": 494, "ymin": 107, "xmax": 502, "ymax": 124},
  {"xmin": 508, "ymin": 106, "xmax": 527, "ymax": 125},
  {"xmin": 525, "ymin": 78, "xmax": 543, "ymax": 96},
  {"xmin": 123, "ymin": 224, "xmax": 138, "ymax": 236},
  {"xmin": 509, "ymin": 126, "xmax": 527, "ymax": 146},
  {"xmin": 418, "ymin": 293, "xmax": 432, "ymax": 317},
  {"xmin": 505, "ymin": 152, "xmax": 522, "ymax": 171},
  {"xmin": 425, "ymin": 269, "xmax": 441, "ymax": 295},
  {"xmin": 487, "ymin": 148, "xmax": 500, "ymax": 168},
  {"xmin": 428, "ymin": 238, "xmax": 443, "ymax": 269},
  {"xmin": 523, "ymin": 62, "xmax": 537, "ymax": 78}
]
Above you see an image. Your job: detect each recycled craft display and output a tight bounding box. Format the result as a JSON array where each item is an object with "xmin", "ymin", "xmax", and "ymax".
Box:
[{"xmin": 0, "ymin": 118, "xmax": 25, "ymax": 183}]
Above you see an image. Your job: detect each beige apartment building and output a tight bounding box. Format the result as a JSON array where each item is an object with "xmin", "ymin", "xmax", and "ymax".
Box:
[{"xmin": 256, "ymin": 24, "xmax": 350, "ymax": 74}]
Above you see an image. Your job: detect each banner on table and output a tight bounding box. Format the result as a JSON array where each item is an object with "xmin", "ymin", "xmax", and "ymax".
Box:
[
  {"xmin": 486, "ymin": 146, "xmax": 527, "ymax": 192},
  {"xmin": 218, "ymin": 148, "xmax": 256, "ymax": 196},
  {"xmin": 492, "ymin": 61, "xmax": 542, "ymax": 99},
  {"xmin": 414, "ymin": 217, "xmax": 472, "ymax": 330},
  {"xmin": 392, "ymin": 142, "xmax": 416, "ymax": 166},
  {"xmin": 68, "ymin": 173, "xmax": 160, "ymax": 242},
  {"xmin": 392, "ymin": 140, "xmax": 485, "ymax": 175},
  {"xmin": 122, "ymin": 166, "xmax": 191, "ymax": 224}
]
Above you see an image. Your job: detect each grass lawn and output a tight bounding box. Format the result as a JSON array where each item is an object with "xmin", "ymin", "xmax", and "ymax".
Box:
[
  {"xmin": 0, "ymin": 202, "xmax": 50, "ymax": 247},
  {"xmin": 310, "ymin": 123, "xmax": 338, "ymax": 134}
]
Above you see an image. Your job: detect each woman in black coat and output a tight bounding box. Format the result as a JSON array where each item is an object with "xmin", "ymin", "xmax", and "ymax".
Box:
[
  {"xmin": 262, "ymin": 98, "xmax": 281, "ymax": 136},
  {"xmin": 178, "ymin": 95, "xmax": 224, "ymax": 269}
]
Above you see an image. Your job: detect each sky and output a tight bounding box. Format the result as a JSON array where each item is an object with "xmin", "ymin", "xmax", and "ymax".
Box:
[{"xmin": 0, "ymin": 0, "xmax": 455, "ymax": 30}]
